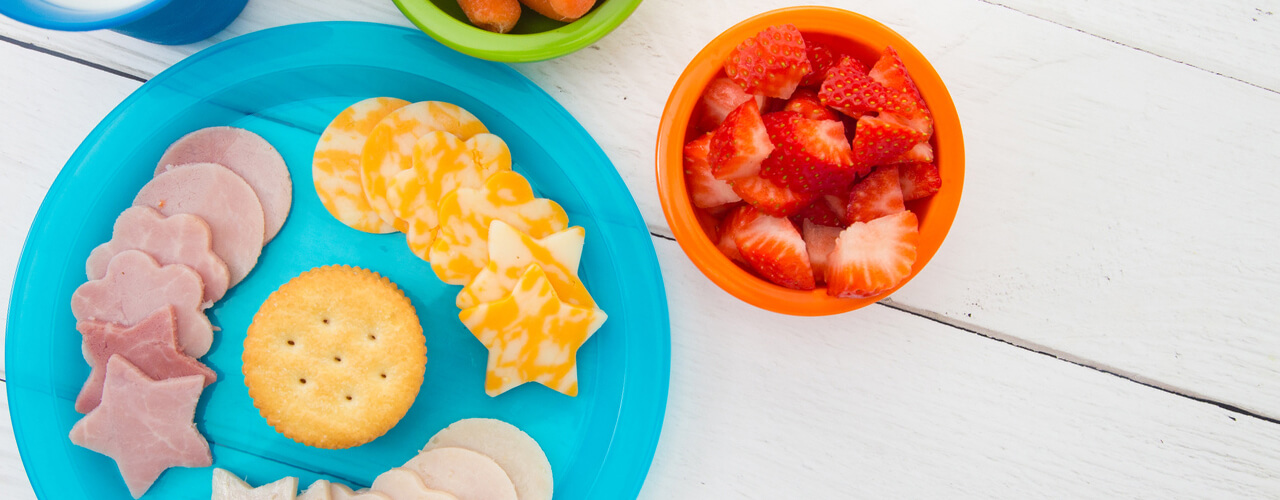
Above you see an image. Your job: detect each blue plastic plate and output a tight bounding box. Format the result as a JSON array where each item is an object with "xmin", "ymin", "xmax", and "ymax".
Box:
[{"xmin": 5, "ymin": 22, "xmax": 669, "ymax": 499}]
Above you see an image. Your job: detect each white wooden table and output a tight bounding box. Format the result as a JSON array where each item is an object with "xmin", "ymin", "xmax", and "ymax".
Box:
[{"xmin": 3, "ymin": 0, "xmax": 1280, "ymax": 497}]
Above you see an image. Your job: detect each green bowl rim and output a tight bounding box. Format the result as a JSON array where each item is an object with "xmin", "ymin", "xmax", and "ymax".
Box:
[{"xmin": 392, "ymin": 0, "xmax": 643, "ymax": 62}]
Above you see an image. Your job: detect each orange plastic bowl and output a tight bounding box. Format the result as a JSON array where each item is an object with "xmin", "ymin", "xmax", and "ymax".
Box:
[{"xmin": 655, "ymin": 6, "xmax": 964, "ymax": 316}]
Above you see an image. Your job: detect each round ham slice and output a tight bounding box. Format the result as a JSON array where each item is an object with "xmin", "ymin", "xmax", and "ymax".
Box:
[
  {"xmin": 424, "ymin": 419, "xmax": 552, "ymax": 500},
  {"xmin": 71, "ymin": 250, "xmax": 214, "ymax": 357},
  {"xmin": 134, "ymin": 163, "xmax": 264, "ymax": 286},
  {"xmin": 403, "ymin": 447, "xmax": 517, "ymax": 500},
  {"xmin": 156, "ymin": 127, "xmax": 292, "ymax": 242},
  {"xmin": 86, "ymin": 206, "xmax": 230, "ymax": 305},
  {"xmin": 371, "ymin": 468, "xmax": 458, "ymax": 500}
]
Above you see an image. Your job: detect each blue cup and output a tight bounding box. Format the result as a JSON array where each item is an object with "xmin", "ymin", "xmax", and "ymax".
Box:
[{"xmin": 0, "ymin": 0, "xmax": 248, "ymax": 45}]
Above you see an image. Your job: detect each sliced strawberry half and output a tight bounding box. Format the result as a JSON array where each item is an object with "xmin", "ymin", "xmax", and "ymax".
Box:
[
  {"xmin": 800, "ymin": 39, "xmax": 844, "ymax": 88},
  {"xmin": 801, "ymin": 219, "xmax": 843, "ymax": 284},
  {"xmin": 851, "ymin": 114, "xmax": 928, "ymax": 168},
  {"xmin": 887, "ymin": 141, "xmax": 934, "ymax": 164},
  {"xmin": 847, "ymin": 165, "xmax": 906, "ymax": 223},
  {"xmin": 684, "ymin": 132, "xmax": 742, "ymax": 208},
  {"xmin": 898, "ymin": 161, "xmax": 942, "ymax": 201},
  {"xmin": 826, "ymin": 211, "xmax": 919, "ymax": 299},
  {"xmin": 759, "ymin": 111, "xmax": 858, "ymax": 194},
  {"xmin": 821, "ymin": 193, "xmax": 850, "ymax": 225},
  {"xmin": 869, "ymin": 46, "xmax": 933, "ymax": 135},
  {"xmin": 784, "ymin": 88, "xmax": 838, "ymax": 121},
  {"xmin": 716, "ymin": 205, "xmax": 751, "ymax": 264},
  {"xmin": 732, "ymin": 206, "xmax": 816, "ymax": 290},
  {"xmin": 819, "ymin": 58, "xmax": 916, "ymax": 119},
  {"xmin": 792, "ymin": 198, "xmax": 843, "ymax": 227},
  {"xmin": 731, "ymin": 172, "xmax": 816, "ymax": 217},
  {"xmin": 698, "ymin": 77, "xmax": 766, "ymax": 132},
  {"xmin": 709, "ymin": 100, "xmax": 774, "ymax": 180},
  {"xmin": 724, "ymin": 24, "xmax": 811, "ymax": 99}
]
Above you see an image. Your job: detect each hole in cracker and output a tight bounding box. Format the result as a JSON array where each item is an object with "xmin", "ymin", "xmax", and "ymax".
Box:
[
  {"xmin": 380, "ymin": 373, "xmax": 387, "ymax": 379},
  {"xmin": 345, "ymin": 395, "xmax": 353, "ymax": 401},
  {"xmin": 334, "ymin": 356, "xmax": 342, "ymax": 363},
  {"xmin": 287, "ymin": 340, "xmax": 295, "ymax": 346},
  {"xmin": 323, "ymin": 317, "xmax": 330, "ymax": 324},
  {"xmin": 299, "ymin": 378, "xmax": 307, "ymax": 384},
  {"xmin": 368, "ymin": 334, "xmax": 377, "ymax": 341}
]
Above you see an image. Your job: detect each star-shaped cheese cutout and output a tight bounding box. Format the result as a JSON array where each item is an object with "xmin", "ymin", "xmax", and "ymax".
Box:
[
  {"xmin": 75, "ymin": 305, "xmax": 217, "ymax": 414},
  {"xmin": 388, "ymin": 132, "xmax": 512, "ymax": 260},
  {"xmin": 69, "ymin": 356, "xmax": 211, "ymax": 498},
  {"xmin": 360, "ymin": 101, "xmax": 489, "ymax": 229},
  {"xmin": 430, "ymin": 171, "xmax": 569, "ymax": 285},
  {"xmin": 298, "ymin": 480, "xmax": 332, "ymax": 500},
  {"xmin": 211, "ymin": 468, "xmax": 299, "ymax": 500},
  {"xmin": 459, "ymin": 265, "xmax": 607, "ymax": 397},
  {"xmin": 456, "ymin": 220, "xmax": 593, "ymax": 310}
]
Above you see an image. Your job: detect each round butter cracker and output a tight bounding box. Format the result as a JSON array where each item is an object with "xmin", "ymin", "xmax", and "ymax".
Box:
[{"xmin": 243, "ymin": 265, "xmax": 426, "ymax": 449}]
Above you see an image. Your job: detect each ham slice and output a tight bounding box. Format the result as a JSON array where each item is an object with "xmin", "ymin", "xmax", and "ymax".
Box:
[
  {"xmin": 134, "ymin": 162, "xmax": 265, "ymax": 286},
  {"xmin": 157, "ymin": 127, "xmax": 292, "ymax": 242},
  {"xmin": 86, "ymin": 206, "xmax": 230, "ymax": 305},
  {"xmin": 423, "ymin": 418, "xmax": 552, "ymax": 500},
  {"xmin": 371, "ymin": 468, "xmax": 458, "ymax": 500},
  {"xmin": 71, "ymin": 250, "xmax": 214, "ymax": 358},
  {"xmin": 76, "ymin": 306, "xmax": 216, "ymax": 414},
  {"xmin": 69, "ymin": 356, "xmax": 211, "ymax": 499},
  {"xmin": 403, "ymin": 447, "xmax": 517, "ymax": 500}
]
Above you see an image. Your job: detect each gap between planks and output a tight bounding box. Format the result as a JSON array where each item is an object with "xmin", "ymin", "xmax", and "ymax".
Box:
[
  {"xmin": 1, "ymin": 33, "xmax": 1274, "ymax": 431},
  {"xmin": 975, "ymin": 0, "xmax": 1279, "ymax": 96}
]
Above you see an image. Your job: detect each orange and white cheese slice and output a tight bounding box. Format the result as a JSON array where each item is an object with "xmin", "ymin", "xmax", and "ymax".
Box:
[
  {"xmin": 459, "ymin": 265, "xmax": 606, "ymax": 397},
  {"xmin": 429, "ymin": 171, "xmax": 568, "ymax": 285},
  {"xmin": 313, "ymin": 97, "xmax": 408, "ymax": 233},
  {"xmin": 359, "ymin": 101, "xmax": 488, "ymax": 229},
  {"xmin": 386, "ymin": 132, "xmax": 512, "ymax": 260},
  {"xmin": 456, "ymin": 220, "xmax": 593, "ymax": 311}
]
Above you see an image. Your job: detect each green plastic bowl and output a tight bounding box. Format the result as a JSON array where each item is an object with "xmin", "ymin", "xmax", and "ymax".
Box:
[{"xmin": 392, "ymin": 0, "xmax": 642, "ymax": 62}]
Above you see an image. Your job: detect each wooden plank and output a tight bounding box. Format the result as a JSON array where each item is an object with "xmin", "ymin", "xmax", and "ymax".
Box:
[
  {"xmin": 0, "ymin": 388, "xmax": 38, "ymax": 500},
  {"xmin": 0, "ymin": 41, "xmax": 140, "ymax": 375},
  {"xmin": 3, "ymin": 0, "xmax": 1280, "ymax": 419},
  {"xmin": 988, "ymin": 0, "xmax": 1280, "ymax": 92},
  {"xmin": 4, "ymin": 245, "xmax": 1280, "ymax": 497}
]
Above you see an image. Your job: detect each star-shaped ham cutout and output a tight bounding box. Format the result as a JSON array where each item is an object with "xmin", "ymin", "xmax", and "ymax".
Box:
[
  {"xmin": 430, "ymin": 171, "xmax": 569, "ymax": 285},
  {"xmin": 76, "ymin": 305, "xmax": 217, "ymax": 413},
  {"xmin": 69, "ymin": 356, "xmax": 211, "ymax": 498},
  {"xmin": 459, "ymin": 265, "xmax": 607, "ymax": 397},
  {"xmin": 456, "ymin": 220, "xmax": 593, "ymax": 310},
  {"xmin": 211, "ymin": 468, "xmax": 299, "ymax": 499}
]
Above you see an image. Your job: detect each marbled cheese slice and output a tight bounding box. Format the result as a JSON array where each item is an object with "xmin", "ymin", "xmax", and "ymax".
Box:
[
  {"xmin": 360, "ymin": 101, "xmax": 488, "ymax": 229},
  {"xmin": 456, "ymin": 220, "xmax": 593, "ymax": 310},
  {"xmin": 459, "ymin": 265, "xmax": 606, "ymax": 397},
  {"xmin": 429, "ymin": 171, "xmax": 568, "ymax": 285},
  {"xmin": 386, "ymin": 132, "xmax": 511, "ymax": 260},
  {"xmin": 313, "ymin": 97, "xmax": 408, "ymax": 234}
]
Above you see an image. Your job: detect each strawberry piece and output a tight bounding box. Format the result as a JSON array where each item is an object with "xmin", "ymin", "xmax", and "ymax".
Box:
[
  {"xmin": 821, "ymin": 193, "xmax": 850, "ymax": 225},
  {"xmin": 731, "ymin": 173, "xmax": 816, "ymax": 217},
  {"xmin": 846, "ymin": 166, "xmax": 906, "ymax": 223},
  {"xmin": 783, "ymin": 89, "xmax": 838, "ymax": 121},
  {"xmin": 801, "ymin": 219, "xmax": 842, "ymax": 284},
  {"xmin": 826, "ymin": 211, "xmax": 919, "ymax": 298},
  {"xmin": 792, "ymin": 198, "xmax": 843, "ymax": 227},
  {"xmin": 898, "ymin": 162, "xmax": 942, "ymax": 201},
  {"xmin": 709, "ymin": 100, "xmax": 774, "ymax": 180},
  {"xmin": 716, "ymin": 206, "xmax": 751, "ymax": 264},
  {"xmin": 724, "ymin": 24, "xmax": 812, "ymax": 99},
  {"xmin": 698, "ymin": 77, "xmax": 766, "ymax": 132},
  {"xmin": 819, "ymin": 59, "xmax": 918, "ymax": 119},
  {"xmin": 851, "ymin": 114, "xmax": 928, "ymax": 168},
  {"xmin": 694, "ymin": 207, "xmax": 721, "ymax": 241},
  {"xmin": 887, "ymin": 141, "xmax": 934, "ymax": 164},
  {"xmin": 879, "ymin": 110, "xmax": 933, "ymax": 139},
  {"xmin": 869, "ymin": 46, "xmax": 933, "ymax": 135},
  {"xmin": 684, "ymin": 132, "xmax": 742, "ymax": 208},
  {"xmin": 732, "ymin": 206, "xmax": 816, "ymax": 290},
  {"xmin": 759, "ymin": 111, "xmax": 858, "ymax": 194},
  {"xmin": 800, "ymin": 39, "xmax": 843, "ymax": 87}
]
